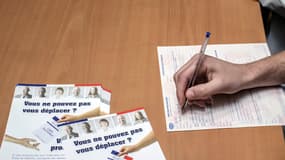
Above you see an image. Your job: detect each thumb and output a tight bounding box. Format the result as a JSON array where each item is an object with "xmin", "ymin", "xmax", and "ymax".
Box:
[
  {"xmin": 57, "ymin": 118, "xmax": 65, "ymax": 123},
  {"xmin": 118, "ymin": 147, "xmax": 127, "ymax": 156},
  {"xmin": 58, "ymin": 115, "xmax": 68, "ymax": 122},
  {"xmin": 185, "ymin": 80, "xmax": 220, "ymax": 100}
]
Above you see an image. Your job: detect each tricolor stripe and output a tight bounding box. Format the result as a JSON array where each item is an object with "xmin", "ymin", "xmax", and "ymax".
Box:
[
  {"xmin": 117, "ymin": 107, "xmax": 144, "ymax": 115},
  {"xmin": 57, "ymin": 119, "xmax": 88, "ymax": 127},
  {"xmin": 75, "ymin": 83, "xmax": 102, "ymax": 87},
  {"xmin": 17, "ymin": 83, "xmax": 46, "ymax": 87}
]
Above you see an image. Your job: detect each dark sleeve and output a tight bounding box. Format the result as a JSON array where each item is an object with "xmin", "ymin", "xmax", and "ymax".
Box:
[{"xmin": 260, "ymin": 0, "xmax": 285, "ymax": 18}]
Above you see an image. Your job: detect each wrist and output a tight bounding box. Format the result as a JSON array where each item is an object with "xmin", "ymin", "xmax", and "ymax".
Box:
[
  {"xmin": 240, "ymin": 63, "xmax": 261, "ymax": 90},
  {"xmin": 241, "ymin": 59, "xmax": 280, "ymax": 90},
  {"xmin": 75, "ymin": 115, "xmax": 82, "ymax": 120},
  {"xmin": 133, "ymin": 143, "xmax": 140, "ymax": 151}
]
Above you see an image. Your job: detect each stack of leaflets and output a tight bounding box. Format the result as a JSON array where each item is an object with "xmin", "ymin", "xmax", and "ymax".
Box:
[
  {"xmin": 57, "ymin": 107, "xmax": 166, "ymax": 160},
  {"xmin": 0, "ymin": 83, "xmax": 166, "ymax": 160}
]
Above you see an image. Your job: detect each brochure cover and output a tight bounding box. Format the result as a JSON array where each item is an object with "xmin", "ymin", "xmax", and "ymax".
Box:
[
  {"xmin": 58, "ymin": 107, "xmax": 166, "ymax": 160},
  {"xmin": 0, "ymin": 83, "xmax": 111, "ymax": 160}
]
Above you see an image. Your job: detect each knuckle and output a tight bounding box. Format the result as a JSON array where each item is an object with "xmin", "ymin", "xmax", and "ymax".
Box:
[{"xmin": 174, "ymin": 72, "xmax": 185, "ymax": 83}]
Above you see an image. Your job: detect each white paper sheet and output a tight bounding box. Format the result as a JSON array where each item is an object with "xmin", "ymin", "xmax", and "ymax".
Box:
[{"xmin": 157, "ymin": 43, "xmax": 285, "ymax": 131}]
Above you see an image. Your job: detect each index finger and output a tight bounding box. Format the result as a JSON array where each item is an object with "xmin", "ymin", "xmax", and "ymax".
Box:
[
  {"xmin": 32, "ymin": 143, "xmax": 40, "ymax": 151},
  {"xmin": 173, "ymin": 54, "xmax": 200, "ymax": 106}
]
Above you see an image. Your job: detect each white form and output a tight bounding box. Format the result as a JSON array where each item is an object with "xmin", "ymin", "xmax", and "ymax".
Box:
[{"xmin": 157, "ymin": 43, "xmax": 285, "ymax": 131}]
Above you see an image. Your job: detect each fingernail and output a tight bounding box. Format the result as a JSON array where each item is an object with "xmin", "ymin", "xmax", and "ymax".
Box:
[{"xmin": 179, "ymin": 100, "xmax": 184, "ymax": 108}]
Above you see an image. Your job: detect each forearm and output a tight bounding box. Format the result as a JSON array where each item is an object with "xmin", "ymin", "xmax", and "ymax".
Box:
[
  {"xmin": 134, "ymin": 131, "xmax": 155, "ymax": 150},
  {"xmin": 243, "ymin": 51, "xmax": 285, "ymax": 89},
  {"xmin": 77, "ymin": 107, "xmax": 103, "ymax": 119},
  {"xmin": 4, "ymin": 135, "xmax": 20, "ymax": 144}
]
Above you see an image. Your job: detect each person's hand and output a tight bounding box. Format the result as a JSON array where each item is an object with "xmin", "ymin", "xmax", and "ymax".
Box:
[
  {"xmin": 118, "ymin": 145, "xmax": 138, "ymax": 156},
  {"xmin": 17, "ymin": 138, "xmax": 40, "ymax": 151},
  {"xmin": 174, "ymin": 54, "xmax": 249, "ymax": 107},
  {"xmin": 58, "ymin": 114, "xmax": 80, "ymax": 122}
]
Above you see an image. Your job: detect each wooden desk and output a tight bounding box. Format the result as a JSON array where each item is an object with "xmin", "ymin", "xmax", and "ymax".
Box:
[{"xmin": 0, "ymin": 0, "xmax": 284, "ymax": 159}]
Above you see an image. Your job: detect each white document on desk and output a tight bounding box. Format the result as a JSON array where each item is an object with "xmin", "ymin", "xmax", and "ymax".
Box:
[{"xmin": 157, "ymin": 43, "xmax": 285, "ymax": 131}]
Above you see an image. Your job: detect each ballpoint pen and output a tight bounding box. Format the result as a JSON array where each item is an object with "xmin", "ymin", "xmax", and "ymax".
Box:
[{"xmin": 181, "ymin": 32, "xmax": 211, "ymax": 113}]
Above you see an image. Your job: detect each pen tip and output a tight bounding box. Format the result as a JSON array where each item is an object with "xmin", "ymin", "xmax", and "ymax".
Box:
[{"xmin": 206, "ymin": 32, "xmax": 211, "ymax": 38}]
